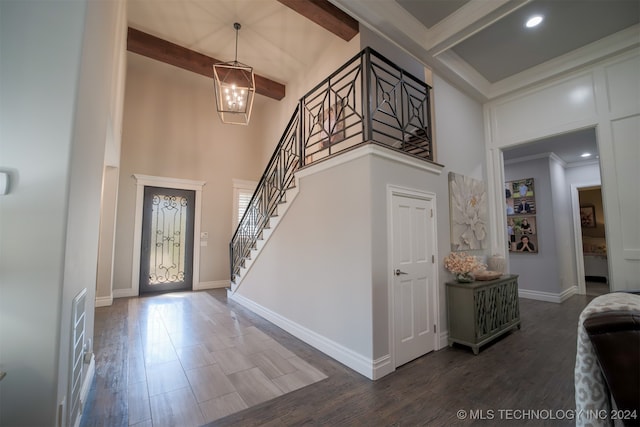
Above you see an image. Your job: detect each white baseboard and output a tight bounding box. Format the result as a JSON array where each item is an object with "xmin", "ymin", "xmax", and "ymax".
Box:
[
  {"xmin": 229, "ymin": 292, "xmax": 377, "ymax": 380},
  {"xmin": 559, "ymin": 286, "xmax": 578, "ymax": 302},
  {"xmin": 94, "ymin": 295, "xmax": 113, "ymax": 307},
  {"xmin": 195, "ymin": 280, "xmax": 229, "ymax": 290},
  {"xmin": 372, "ymin": 354, "xmax": 394, "ymax": 379},
  {"xmin": 113, "ymin": 288, "xmax": 137, "ymax": 298},
  {"xmin": 519, "ymin": 285, "xmax": 578, "ymax": 303},
  {"xmin": 439, "ymin": 331, "xmax": 449, "ymax": 350}
]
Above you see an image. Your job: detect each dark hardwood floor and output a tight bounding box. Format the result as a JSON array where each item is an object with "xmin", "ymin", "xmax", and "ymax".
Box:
[
  {"xmin": 206, "ymin": 291, "xmax": 592, "ymax": 427},
  {"xmin": 81, "ymin": 289, "xmax": 595, "ymax": 427}
]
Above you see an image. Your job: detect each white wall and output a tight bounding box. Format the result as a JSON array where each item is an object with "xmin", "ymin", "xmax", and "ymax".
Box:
[
  {"xmin": 565, "ymin": 162, "xmax": 601, "ymax": 186},
  {"xmin": 0, "ymin": 0, "xmax": 124, "ymax": 424},
  {"xmin": 0, "ymin": 3, "xmax": 84, "ymax": 422},
  {"xmin": 360, "ymin": 26, "xmax": 487, "ymax": 347},
  {"xmin": 549, "ymin": 156, "xmax": 577, "ymax": 293},
  {"xmin": 505, "ymin": 157, "xmax": 562, "ymax": 295},
  {"xmin": 262, "ymin": 35, "xmax": 362, "ymax": 166},
  {"xmin": 96, "ymin": 166, "xmax": 121, "ymax": 306},
  {"xmin": 485, "ymin": 49, "xmax": 640, "ymax": 290},
  {"xmin": 234, "ymin": 154, "xmax": 374, "ymax": 363},
  {"xmin": 359, "ymin": 26, "xmax": 424, "ymax": 79}
]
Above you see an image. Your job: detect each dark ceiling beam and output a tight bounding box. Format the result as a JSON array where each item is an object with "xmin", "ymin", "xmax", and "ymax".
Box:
[
  {"xmin": 277, "ymin": 0, "xmax": 359, "ymax": 41},
  {"xmin": 127, "ymin": 27, "xmax": 286, "ymax": 101}
]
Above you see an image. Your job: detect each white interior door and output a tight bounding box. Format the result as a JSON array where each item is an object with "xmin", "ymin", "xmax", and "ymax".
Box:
[{"xmin": 392, "ymin": 192, "xmax": 436, "ymax": 367}]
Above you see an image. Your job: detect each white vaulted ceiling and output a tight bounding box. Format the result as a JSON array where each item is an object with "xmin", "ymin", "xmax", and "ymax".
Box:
[{"xmin": 127, "ymin": 0, "xmax": 347, "ymax": 85}]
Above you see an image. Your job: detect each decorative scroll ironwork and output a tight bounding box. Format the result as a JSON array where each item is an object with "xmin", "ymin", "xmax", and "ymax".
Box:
[
  {"xmin": 149, "ymin": 194, "xmax": 188, "ymax": 284},
  {"xmin": 230, "ymin": 47, "xmax": 433, "ymax": 283}
]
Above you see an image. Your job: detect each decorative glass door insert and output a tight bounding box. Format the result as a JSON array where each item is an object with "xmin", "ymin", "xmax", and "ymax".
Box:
[{"xmin": 140, "ymin": 186, "xmax": 195, "ymax": 293}]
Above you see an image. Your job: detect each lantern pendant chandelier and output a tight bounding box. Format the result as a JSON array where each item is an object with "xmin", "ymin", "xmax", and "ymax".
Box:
[{"xmin": 213, "ymin": 23, "xmax": 255, "ymax": 125}]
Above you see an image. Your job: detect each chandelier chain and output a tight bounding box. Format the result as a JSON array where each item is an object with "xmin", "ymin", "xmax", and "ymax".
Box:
[{"xmin": 234, "ymin": 22, "xmax": 241, "ymax": 63}]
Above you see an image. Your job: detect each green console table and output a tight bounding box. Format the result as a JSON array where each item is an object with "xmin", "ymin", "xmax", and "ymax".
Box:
[{"xmin": 446, "ymin": 274, "xmax": 520, "ymax": 354}]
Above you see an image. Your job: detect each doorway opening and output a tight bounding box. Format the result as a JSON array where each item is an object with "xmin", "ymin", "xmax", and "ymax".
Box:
[
  {"xmin": 577, "ymin": 186, "xmax": 609, "ymax": 296},
  {"xmin": 501, "ymin": 127, "xmax": 606, "ymax": 298}
]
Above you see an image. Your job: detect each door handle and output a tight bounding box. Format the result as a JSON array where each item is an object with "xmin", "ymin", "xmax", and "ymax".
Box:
[{"xmin": 395, "ymin": 269, "xmax": 408, "ymax": 276}]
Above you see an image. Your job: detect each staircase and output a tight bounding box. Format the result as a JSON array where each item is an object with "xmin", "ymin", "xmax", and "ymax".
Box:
[
  {"xmin": 229, "ymin": 110, "xmax": 301, "ymax": 290},
  {"xmin": 229, "ymin": 184, "xmax": 299, "ymax": 291},
  {"xmin": 229, "ymin": 47, "xmax": 434, "ymax": 291}
]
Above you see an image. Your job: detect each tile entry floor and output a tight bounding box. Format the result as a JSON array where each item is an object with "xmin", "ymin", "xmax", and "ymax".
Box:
[{"xmin": 93, "ymin": 291, "xmax": 327, "ymax": 427}]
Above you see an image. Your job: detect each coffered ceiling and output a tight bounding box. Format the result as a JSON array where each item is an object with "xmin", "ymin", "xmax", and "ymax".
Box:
[{"xmin": 334, "ymin": 0, "xmax": 639, "ymax": 101}]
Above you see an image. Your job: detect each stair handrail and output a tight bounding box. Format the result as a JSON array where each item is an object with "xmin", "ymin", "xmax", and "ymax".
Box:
[{"xmin": 230, "ymin": 47, "xmax": 434, "ymax": 284}]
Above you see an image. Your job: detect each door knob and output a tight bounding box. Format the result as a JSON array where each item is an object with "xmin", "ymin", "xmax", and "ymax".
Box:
[{"xmin": 395, "ymin": 269, "xmax": 408, "ymax": 276}]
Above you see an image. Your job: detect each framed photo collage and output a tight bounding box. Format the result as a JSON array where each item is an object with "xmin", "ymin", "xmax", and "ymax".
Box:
[{"xmin": 506, "ymin": 178, "xmax": 538, "ymax": 253}]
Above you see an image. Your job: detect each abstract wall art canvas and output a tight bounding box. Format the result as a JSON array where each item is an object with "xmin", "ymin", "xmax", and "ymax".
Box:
[{"xmin": 448, "ymin": 172, "xmax": 488, "ymax": 251}]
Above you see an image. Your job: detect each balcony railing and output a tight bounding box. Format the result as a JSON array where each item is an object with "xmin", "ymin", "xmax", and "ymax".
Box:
[{"xmin": 230, "ymin": 47, "xmax": 433, "ymax": 283}]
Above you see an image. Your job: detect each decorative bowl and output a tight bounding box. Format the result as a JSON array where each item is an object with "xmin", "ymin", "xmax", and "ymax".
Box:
[{"xmin": 474, "ymin": 270, "xmax": 502, "ymax": 281}]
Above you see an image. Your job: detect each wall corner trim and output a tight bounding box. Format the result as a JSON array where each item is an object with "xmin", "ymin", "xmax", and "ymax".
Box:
[{"xmin": 518, "ymin": 286, "xmax": 578, "ymax": 303}]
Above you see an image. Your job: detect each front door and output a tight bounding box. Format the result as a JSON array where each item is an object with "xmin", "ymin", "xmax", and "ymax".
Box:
[
  {"xmin": 139, "ymin": 186, "xmax": 195, "ymax": 294},
  {"xmin": 391, "ymin": 192, "xmax": 436, "ymax": 367}
]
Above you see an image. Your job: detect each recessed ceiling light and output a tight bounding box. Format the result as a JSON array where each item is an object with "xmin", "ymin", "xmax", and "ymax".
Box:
[
  {"xmin": 581, "ymin": 152, "xmax": 592, "ymax": 158},
  {"xmin": 526, "ymin": 15, "xmax": 544, "ymax": 28}
]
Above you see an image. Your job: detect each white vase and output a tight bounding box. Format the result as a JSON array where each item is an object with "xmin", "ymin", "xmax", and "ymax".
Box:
[{"xmin": 487, "ymin": 255, "xmax": 506, "ymax": 273}]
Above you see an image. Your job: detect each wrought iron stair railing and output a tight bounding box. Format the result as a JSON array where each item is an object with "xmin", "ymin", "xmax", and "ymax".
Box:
[{"xmin": 230, "ymin": 47, "xmax": 434, "ymax": 284}]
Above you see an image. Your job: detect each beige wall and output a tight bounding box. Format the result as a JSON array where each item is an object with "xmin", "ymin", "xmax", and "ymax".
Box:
[
  {"xmin": 113, "ymin": 34, "xmax": 361, "ymax": 295},
  {"xmin": 113, "ymin": 53, "xmax": 284, "ymax": 292}
]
